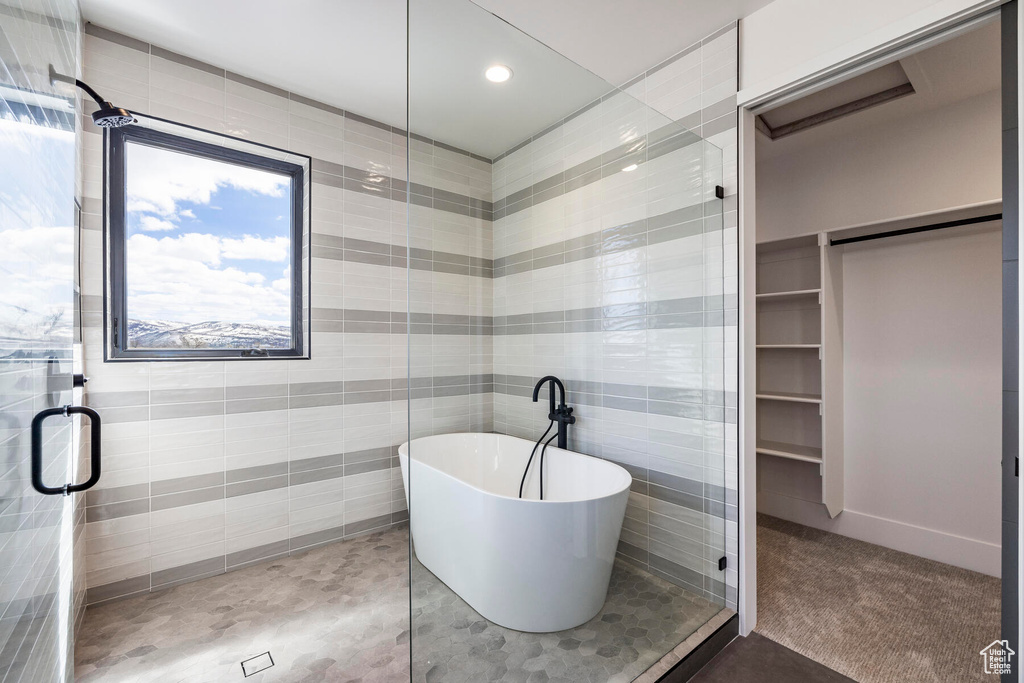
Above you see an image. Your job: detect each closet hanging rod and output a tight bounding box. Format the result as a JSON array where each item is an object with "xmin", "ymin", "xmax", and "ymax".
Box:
[{"xmin": 828, "ymin": 213, "xmax": 1003, "ymax": 246}]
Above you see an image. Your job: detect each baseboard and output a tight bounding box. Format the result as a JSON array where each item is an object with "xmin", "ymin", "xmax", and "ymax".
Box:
[{"xmin": 758, "ymin": 491, "xmax": 1001, "ymax": 577}]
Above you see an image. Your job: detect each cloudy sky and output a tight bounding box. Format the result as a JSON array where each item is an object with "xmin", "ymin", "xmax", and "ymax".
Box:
[
  {"xmin": 0, "ymin": 117, "xmax": 76, "ymax": 345},
  {"xmin": 125, "ymin": 142, "xmax": 293, "ymax": 327}
]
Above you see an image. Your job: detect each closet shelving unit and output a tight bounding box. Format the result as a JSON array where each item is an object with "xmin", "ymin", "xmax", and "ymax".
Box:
[
  {"xmin": 755, "ymin": 233, "xmax": 844, "ymax": 517},
  {"xmin": 754, "ymin": 202, "xmax": 1002, "ymax": 520}
]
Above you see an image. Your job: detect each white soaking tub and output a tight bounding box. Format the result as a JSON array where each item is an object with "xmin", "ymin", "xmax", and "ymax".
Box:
[{"xmin": 398, "ymin": 432, "xmax": 631, "ymax": 632}]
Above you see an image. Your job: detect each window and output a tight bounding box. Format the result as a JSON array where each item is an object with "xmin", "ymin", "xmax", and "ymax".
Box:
[{"xmin": 105, "ymin": 120, "xmax": 310, "ymax": 360}]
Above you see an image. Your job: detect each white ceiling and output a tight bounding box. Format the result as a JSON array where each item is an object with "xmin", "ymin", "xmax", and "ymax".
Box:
[
  {"xmin": 407, "ymin": 0, "xmax": 610, "ymax": 157},
  {"xmin": 80, "ymin": 0, "xmax": 768, "ymax": 158},
  {"xmin": 757, "ymin": 19, "xmax": 1001, "ymax": 161},
  {"xmin": 81, "ymin": 1, "xmax": 409, "ymax": 127},
  {"xmin": 472, "ymin": 0, "xmax": 774, "ymax": 86}
]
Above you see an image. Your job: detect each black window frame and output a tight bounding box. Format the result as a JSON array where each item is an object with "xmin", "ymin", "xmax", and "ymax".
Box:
[{"xmin": 105, "ymin": 123, "xmax": 309, "ymax": 361}]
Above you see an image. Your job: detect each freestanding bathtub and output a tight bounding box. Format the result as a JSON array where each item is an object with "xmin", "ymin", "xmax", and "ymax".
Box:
[{"xmin": 398, "ymin": 432, "xmax": 632, "ymax": 632}]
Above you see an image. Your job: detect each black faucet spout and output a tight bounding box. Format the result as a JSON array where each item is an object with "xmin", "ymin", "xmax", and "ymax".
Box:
[
  {"xmin": 532, "ymin": 375, "xmax": 565, "ymax": 417},
  {"xmin": 532, "ymin": 376, "xmax": 574, "ymax": 449}
]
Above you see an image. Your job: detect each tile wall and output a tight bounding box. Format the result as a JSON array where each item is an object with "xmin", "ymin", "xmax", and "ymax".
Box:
[
  {"xmin": 489, "ymin": 24, "xmax": 739, "ymax": 607},
  {"xmin": 78, "ymin": 25, "xmax": 493, "ymax": 605},
  {"xmin": 626, "ymin": 22, "xmax": 739, "ymax": 607},
  {"xmin": 0, "ymin": 1, "xmax": 84, "ymax": 680},
  {"xmin": 78, "ymin": 20, "xmax": 738, "ymax": 611}
]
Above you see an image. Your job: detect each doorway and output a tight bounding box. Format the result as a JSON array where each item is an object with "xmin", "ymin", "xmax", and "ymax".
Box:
[{"xmin": 742, "ymin": 10, "xmax": 1012, "ymax": 681}]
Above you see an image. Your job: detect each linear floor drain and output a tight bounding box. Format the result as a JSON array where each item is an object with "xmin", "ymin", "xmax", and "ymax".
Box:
[{"xmin": 241, "ymin": 652, "xmax": 274, "ymax": 677}]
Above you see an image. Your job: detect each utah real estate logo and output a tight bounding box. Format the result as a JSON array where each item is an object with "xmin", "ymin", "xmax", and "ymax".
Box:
[{"xmin": 981, "ymin": 640, "xmax": 1015, "ymax": 675}]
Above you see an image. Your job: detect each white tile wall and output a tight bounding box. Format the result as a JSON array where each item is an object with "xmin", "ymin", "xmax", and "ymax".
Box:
[
  {"xmin": 490, "ymin": 23, "xmax": 738, "ymax": 607},
  {"xmin": 79, "ymin": 26, "xmax": 493, "ymax": 604},
  {"xmin": 79, "ymin": 20, "xmax": 738, "ymax": 612}
]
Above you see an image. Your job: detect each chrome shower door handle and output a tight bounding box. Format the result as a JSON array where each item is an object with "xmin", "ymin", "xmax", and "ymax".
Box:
[{"xmin": 31, "ymin": 405, "xmax": 102, "ymax": 495}]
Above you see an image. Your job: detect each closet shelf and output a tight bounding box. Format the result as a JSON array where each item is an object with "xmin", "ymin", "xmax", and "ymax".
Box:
[
  {"xmin": 755, "ymin": 440, "xmax": 823, "ymax": 464},
  {"xmin": 754, "ymin": 231, "xmax": 843, "ymax": 517},
  {"xmin": 756, "ymin": 344, "xmax": 821, "ymax": 350},
  {"xmin": 756, "ymin": 391, "xmax": 822, "ymax": 404},
  {"xmin": 755, "ymin": 288, "xmax": 821, "ymax": 302}
]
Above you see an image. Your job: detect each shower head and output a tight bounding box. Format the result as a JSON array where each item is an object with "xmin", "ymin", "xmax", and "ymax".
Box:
[
  {"xmin": 49, "ymin": 64, "xmax": 136, "ymax": 128},
  {"xmin": 90, "ymin": 106, "xmax": 136, "ymax": 128}
]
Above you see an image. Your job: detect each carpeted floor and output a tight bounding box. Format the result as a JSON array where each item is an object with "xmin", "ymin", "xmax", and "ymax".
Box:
[{"xmin": 756, "ymin": 514, "xmax": 1001, "ymax": 683}]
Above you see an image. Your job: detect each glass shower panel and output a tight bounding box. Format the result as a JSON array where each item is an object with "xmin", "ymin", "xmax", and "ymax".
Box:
[
  {"xmin": 0, "ymin": 2, "xmax": 82, "ymax": 678},
  {"xmin": 702, "ymin": 140, "xmax": 729, "ymax": 606},
  {"xmin": 407, "ymin": 1, "xmax": 730, "ymax": 680}
]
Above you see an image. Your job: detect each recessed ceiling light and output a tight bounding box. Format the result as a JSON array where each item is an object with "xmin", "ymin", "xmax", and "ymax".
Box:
[
  {"xmin": 485, "ymin": 65, "xmax": 513, "ymax": 83},
  {"xmin": 621, "ymin": 163, "xmax": 638, "ymax": 172}
]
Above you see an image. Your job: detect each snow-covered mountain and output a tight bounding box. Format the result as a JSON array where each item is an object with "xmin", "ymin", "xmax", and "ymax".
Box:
[
  {"xmin": 0, "ymin": 306, "xmax": 73, "ymax": 348},
  {"xmin": 128, "ymin": 320, "xmax": 290, "ymax": 349},
  {"xmin": 125, "ymin": 319, "xmax": 179, "ymax": 337}
]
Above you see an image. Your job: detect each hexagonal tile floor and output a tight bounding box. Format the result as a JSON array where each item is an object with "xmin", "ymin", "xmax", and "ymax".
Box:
[
  {"xmin": 75, "ymin": 527, "xmax": 411, "ymax": 683},
  {"xmin": 411, "ymin": 546, "xmax": 722, "ymax": 683},
  {"xmin": 75, "ymin": 525, "xmax": 723, "ymax": 682}
]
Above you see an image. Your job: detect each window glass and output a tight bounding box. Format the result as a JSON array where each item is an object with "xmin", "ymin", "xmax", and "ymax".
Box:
[
  {"xmin": 106, "ymin": 121, "xmax": 309, "ymax": 361},
  {"xmin": 124, "ymin": 143, "xmax": 293, "ymax": 351}
]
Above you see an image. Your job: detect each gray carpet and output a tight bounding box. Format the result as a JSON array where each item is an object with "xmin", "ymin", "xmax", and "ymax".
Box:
[{"xmin": 756, "ymin": 514, "xmax": 1001, "ymax": 683}]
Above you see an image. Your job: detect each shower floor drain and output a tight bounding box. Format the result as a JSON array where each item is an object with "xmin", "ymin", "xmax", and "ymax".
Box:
[{"xmin": 241, "ymin": 652, "xmax": 274, "ymax": 677}]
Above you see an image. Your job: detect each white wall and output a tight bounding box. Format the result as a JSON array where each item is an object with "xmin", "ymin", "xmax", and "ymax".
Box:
[
  {"xmin": 757, "ymin": 89, "xmax": 1001, "ymax": 241},
  {"xmin": 739, "ymin": 0, "xmax": 999, "ymax": 104},
  {"xmin": 844, "ymin": 226, "xmax": 1001, "ymax": 559},
  {"xmin": 758, "ymin": 224, "xmax": 1003, "ymax": 576}
]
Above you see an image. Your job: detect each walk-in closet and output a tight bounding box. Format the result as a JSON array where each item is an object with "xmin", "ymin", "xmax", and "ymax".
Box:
[{"xmin": 751, "ymin": 16, "xmax": 1004, "ymax": 682}]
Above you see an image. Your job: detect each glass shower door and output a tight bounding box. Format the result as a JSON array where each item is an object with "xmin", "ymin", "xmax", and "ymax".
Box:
[
  {"xmin": 0, "ymin": 80, "xmax": 81, "ymax": 683},
  {"xmin": 0, "ymin": 4, "xmax": 82, "ymax": 678}
]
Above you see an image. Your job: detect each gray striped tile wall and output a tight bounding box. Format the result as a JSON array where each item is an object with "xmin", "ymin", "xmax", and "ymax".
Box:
[
  {"xmin": 495, "ymin": 375, "xmax": 735, "ymax": 424},
  {"xmin": 84, "ymin": 374, "xmax": 495, "ymax": 424},
  {"xmin": 78, "ymin": 20, "xmax": 737, "ymax": 611},
  {"xmin": 86, "ymin": 445, "xmax": 398, "ymax": 523},
  {"xmin": 492, "ymin": 202, "xmax": 723, "ymax": 277},
  {"xmin": 491, "ymin": 124, "xmax": 702, "ymax": 221},
  {"xmin": 490, "ymin": 23, "xmax": 739, "ymax": 607},
  {"xmin": 310, "ymin": 157, "xmax": 495, "ymax": 220},
  {"xmin": 309, "ymin": 233, "xmax": 495, "ymax": 278},
  {"xmin": 84, "ymin": 510, "xmax": 408, "ymax": 606},
  {"xmin": 79, "ymin": 27, "xmax": 493, "ymax": 604},
  {"xmin": 0, "ymin": 1, "xmax": 83, "ymax": 681},
  {"xmin": 636, "ymin": 23, "xmax": 737, "ymax": 605}
]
